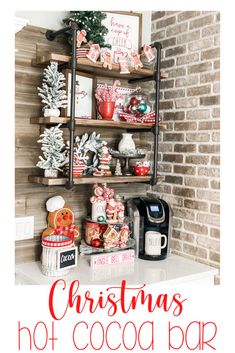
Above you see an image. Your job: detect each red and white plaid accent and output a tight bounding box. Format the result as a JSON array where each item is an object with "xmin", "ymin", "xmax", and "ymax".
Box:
[
  {"xmin": 42, "ymin": 235, "xmax": 73, "ymax": 248},
  {"xmin": 119, "ymin": 111, "xmax": 157, "ymax": 124},
  {"xmin": 53, "ymin": 223, "xmax": 76, "ymax": 236}
]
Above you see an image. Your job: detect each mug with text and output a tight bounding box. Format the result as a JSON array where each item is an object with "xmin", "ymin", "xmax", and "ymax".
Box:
[{"xmin": 145, "ymin": 231, "xmax": 167, "ymax": 256}]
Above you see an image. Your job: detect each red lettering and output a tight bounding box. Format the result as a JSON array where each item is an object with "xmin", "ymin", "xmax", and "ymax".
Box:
[
  {"xmin": 202, "ymin": 322, "xmax": 217, "ymax": 350},
  {"xmin": 122, "ymin": 321, "xmax": 137, "ymax": 350},
  {"xmin": 168, "ymin": 322, "xmax": 184, "ymax": 350},
  {"xmin": 49, "ymin": 279, "xmax": 68, "ymax": 320},
  {"xmin": 168, "ymin": 321, "xmax": 217, "ymax": 350},
  {"xmin": 48, "ymin": 280, "xmax": 187, "ymax": 321},
  {"xmin": 138, "ymin": 321, "xmax": 154, "ymax": 351},
  {"xmin": 73, "ymin": 321, "xmax": 88, "ymax": 350},
  {"xmin": 18, "ymin": 322, "xmax": 32, "ymax": 350},
  {"xmin": 18, "ymin": 321, "xmax": 58, "ymax": 351},
  {"xmin": 105, "ymin": 321, "xmax": 121, "ymax": 350},
  {"xmin": 90, "ymin": 321, "xmax": 105, "ymax": 350},
  {"xmin": 172, "ymin": 293, "xmax": 187, "ymax": 316},
  {"xmin": 33, "ymin": 322, "xmax": 48, "ymax": 350},
  {"xmin": 185, "ymin": 321, "xmax": 201, "ymax": 350}
]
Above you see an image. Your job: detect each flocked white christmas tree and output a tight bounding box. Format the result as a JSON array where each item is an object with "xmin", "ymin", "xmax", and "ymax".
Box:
[
  {"xmin": 38, "ymin": 61, "xmax": 67, "ymax": 117},
  {"xmin": 114, "ymin": 159, "xmax": 122, "ymax": 176},
  {"xmin": 37, "ymin": 124, "xmax": 68, "ymax": 177}
]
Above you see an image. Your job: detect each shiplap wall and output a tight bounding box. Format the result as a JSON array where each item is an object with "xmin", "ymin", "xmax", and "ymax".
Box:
[{"xmin": 15, "ymin": 25, "xmax": 152, "ymax": 263}]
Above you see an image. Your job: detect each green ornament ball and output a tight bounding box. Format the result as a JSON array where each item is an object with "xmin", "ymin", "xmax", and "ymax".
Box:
[
  {"xmin": 137, "ymin": 103, "xmax": 147, "ymax": 113},
  {"xmin": 145, "ymin": 105, "xmax": 151, "ymax": 114}
]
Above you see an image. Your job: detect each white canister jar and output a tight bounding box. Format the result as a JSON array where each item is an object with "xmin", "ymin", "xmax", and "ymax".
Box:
[
  {"xmin": 41, "ymin": 235, "xmax": 75, "ymax": 276},
  {"xmin": 91, "ymin": 200, "xmax": 107, "ymax": 222},
  {"xmin": 118, "ymin": 133, "xmax": 136, "ymax": 153}
]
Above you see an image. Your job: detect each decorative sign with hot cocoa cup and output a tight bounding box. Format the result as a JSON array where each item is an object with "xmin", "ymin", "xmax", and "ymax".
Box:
[{"xmin": 101, "ymin": 12, "xmax": 142, "ymax": 64}]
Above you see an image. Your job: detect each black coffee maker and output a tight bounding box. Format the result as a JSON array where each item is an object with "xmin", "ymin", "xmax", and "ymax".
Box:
[{"xmin": 127, "ymin": 197, "xmax": 172, "ymax": 260}]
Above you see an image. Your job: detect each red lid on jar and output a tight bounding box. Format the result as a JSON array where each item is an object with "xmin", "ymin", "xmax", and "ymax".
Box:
[{"xmin": 85, "ymin": 221, "xmax": 98, "ymax": 226}]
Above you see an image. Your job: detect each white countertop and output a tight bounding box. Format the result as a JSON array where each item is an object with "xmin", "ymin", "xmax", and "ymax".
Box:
[{"xmin": 15, "ymin": 254, "xmax": 218, "ymax": 286}]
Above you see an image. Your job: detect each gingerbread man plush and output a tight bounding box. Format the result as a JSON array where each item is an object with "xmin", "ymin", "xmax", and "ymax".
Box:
[{"xmin": 42, "ymin": 196, "xmax": 80, "ymax": 242}]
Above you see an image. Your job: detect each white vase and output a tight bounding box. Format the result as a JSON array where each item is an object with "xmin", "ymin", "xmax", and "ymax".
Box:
[
  {"xmin": 118, "ymin": 133, "xmax": 136, "ymax": 153},
  {"xmin": 44, "ymin": 108, "xmax": 60, "ymax": 117}
]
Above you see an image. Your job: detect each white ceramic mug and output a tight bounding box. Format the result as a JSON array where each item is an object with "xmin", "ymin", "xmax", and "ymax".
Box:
[{"xmin": 145, "ymin": 231, "xmax": 167, "ymax": 256}]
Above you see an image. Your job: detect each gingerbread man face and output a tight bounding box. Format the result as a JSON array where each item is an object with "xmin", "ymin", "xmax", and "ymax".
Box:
[{"xmin": 48, "ymin": 205, "xmax": 74, "ymax": 229}]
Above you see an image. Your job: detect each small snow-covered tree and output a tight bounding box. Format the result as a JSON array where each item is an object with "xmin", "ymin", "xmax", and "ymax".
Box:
[
  {"xmin": 37, "ymin": 61, "xmax": 68, "ymax": 111},
  {"xmin": 114, "ymin": 159, "xmax": 122, "ymax": 176},
  {"xmin": 37, "ymin": 124, "xmax": 68, "ymax": 171}
]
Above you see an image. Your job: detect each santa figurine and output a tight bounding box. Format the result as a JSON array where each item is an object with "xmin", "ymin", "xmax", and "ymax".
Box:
[
  {"xmin": 106, "ymin": 198, "xmax": 116, "ymax": 222},
  {"xmin": 119, "ymin": 223, "xmax": 130, "ymax": 248},
  {"xmin": 95, "ymin": 141, "xmax": 112, "ymax": 176}
]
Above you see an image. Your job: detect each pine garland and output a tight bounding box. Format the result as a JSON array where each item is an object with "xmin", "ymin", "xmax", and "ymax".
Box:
[
  {"xmin": 63, "ymin": 11, "xmax": 111, "ymax": 48},
  {"xmin": 38, "ymin": 61, "xmax": 68, "ymax": 110}
]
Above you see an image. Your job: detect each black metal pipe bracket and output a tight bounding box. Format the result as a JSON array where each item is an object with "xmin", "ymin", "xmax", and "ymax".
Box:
[
  {"xmin": 45, "ymin": 22, "xmax": 78, "ymax": 190},
  {"xmin": 151, "ymin": 42, "xmax": 162, "ymax": 186}
]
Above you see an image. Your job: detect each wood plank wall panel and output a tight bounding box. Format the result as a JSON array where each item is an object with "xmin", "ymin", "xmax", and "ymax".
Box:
[{"xmin": 15, "ymin": 25, "xmax": 152, "ymax": 264}]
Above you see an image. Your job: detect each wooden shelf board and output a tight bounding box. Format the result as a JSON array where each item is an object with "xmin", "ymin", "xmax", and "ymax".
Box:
[
  {"xmin": 28, "ymin": 175, "xmax": 153, "ymax": 186},
  {"xmin": 32, "ymin": 54, "xmax": 168, "ymax": 79},
  {"xmin": 30, "ymin": 117, "xmax": 167, "ymax": 130}
]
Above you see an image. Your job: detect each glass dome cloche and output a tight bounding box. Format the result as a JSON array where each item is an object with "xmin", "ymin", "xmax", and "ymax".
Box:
[{"xmin": 123, "ymin": 88, "xmax": 153, "ymax": 118}]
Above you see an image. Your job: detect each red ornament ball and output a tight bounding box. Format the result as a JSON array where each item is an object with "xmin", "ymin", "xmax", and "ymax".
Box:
[
  {"xmin": 131, "ymin": 104, "xmax": 138, "ymax": 112},
  {"xmin": 130, "ymin": 97, "xmax": 140, "ymax": 106},
  {"xmin": 91, "ymin": 238, "xmax": 102, "ymax": 248},
  {"xmin": 125, "ymin": 104, "xmax": 133, "ymax": 114}
]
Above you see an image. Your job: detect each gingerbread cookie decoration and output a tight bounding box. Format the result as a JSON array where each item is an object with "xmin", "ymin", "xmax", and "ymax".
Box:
[
  {"xmin": 143, "ymin": 44, "xmax": 155, "ymax": 62},
  {"xmin": 103, "ymin": 50, "xmax": 112, "ymax": 70},
  {"xmin": 42, "ymin": 196, "xmax": 81, "ymax": 242},
  {"xmin": 131, "ymin": 51, "xmax": 143, "ymax": 70},
  {"xmin": 76, "ymin": 30, "xmax": 87, "ymax": 48}
]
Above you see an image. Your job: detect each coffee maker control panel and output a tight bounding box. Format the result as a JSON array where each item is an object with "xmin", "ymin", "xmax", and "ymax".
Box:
[{"xmin": 146, "ymin": 200, "xmax": 165, "ymax": 224}]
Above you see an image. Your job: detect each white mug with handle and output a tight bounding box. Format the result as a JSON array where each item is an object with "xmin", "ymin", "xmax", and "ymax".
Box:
[{"xmin": 145, "ymin": 231, "xmax": 167, "ymax": 256}]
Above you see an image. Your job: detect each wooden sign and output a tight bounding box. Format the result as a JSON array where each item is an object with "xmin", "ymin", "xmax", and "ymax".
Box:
[
  {"xmin": 63, "ymin": 70, "xmax": 96, "ymax": 118},
  {"xmin": 101, "ymin": 11, "xmax": 142, "ymax": 64},
  {"xmin": 57, "ymin": 247, "xmax": 78, "ymax": 270},
  {"xmin": 90, "ymin": 249, "xmax": 135, "ymax": 268}
]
